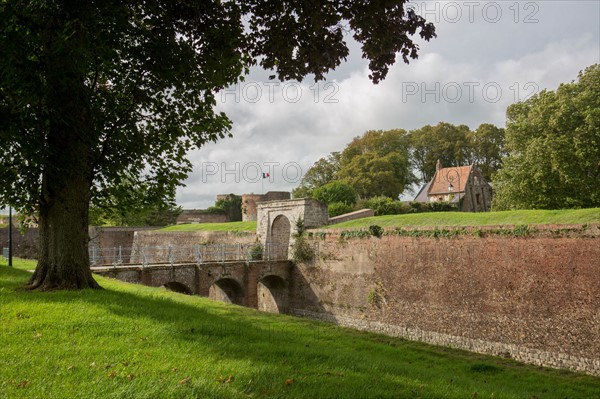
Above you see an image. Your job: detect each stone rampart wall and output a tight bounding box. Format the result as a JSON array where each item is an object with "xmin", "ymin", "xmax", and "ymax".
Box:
[
  {"xmin": 328, "ymin": 209, "xmax": 374, "ymax": 225},
  {"xmin": 288, "ymin": 224, "xmax": 600, "ymax": 375}
]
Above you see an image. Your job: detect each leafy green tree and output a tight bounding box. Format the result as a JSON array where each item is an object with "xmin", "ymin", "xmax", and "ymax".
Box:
[
  {"xmin": 90, "ymin": 178, "xmax": 182, "ymax": 226},
  {"xmin": 327, "ymin": 202, "xmax": 354, "ymax": 217},
  {"xmin": 90, "ymin": 203, "xmax": 182, "ymax": 227},
  {"xmin": 338, "ymin": 130, "xmax": 415, "ymax": 199},
  {"xmin": 468, "ymin": 123, "xmax": 506, "ymax": 181},
  {"xmin": 0, "ymin": 1, "xmax": 435, "ymax": 289},
  {"xmin": 493, "ymin": 64, "xmax": 600, "ymax": 210},
  {"xmin": 340, "ymin": 129, "xmax": 410, "ymax": 163},
  {"xmin": 409, "ymin": 122, "xmax": 471, "ymax": 182},
  {"xmin": 313, "ymin": 181, "xmax": 357, "ymax": 205},
  {"xmin": 364, "ymin": 196, "xmax": 409, "ymax": 216},
  {"xmin": 292, "ymin": 152, "xmax": 341, "ymax": 198},
  {"xmin": 214, "ymin": 194, "xmax": 242, "ymax": 222}
]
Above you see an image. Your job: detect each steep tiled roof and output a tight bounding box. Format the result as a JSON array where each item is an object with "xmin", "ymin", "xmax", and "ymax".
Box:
[
  {"xmin": 413, "ymin": 181, "xmax": 431, "ymax": 202},
  {"xmin": 427, "ymin": 165, "xmax": 472, "ymax": 195}
]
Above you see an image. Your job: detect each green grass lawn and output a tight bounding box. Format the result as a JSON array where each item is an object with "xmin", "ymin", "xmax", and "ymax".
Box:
[
  {"xmin": 156, "ymin": 209, "xmax": 599, "ymax": 233},
  {"xmin": 160, "ymin": 221, "xmax": 257, "ymax": 232},
  {"xmin": 1, "ymin": 259, "xmax": 599, "ymax": 398},
  {"xmin": 325, "ymin": 208, "xmax": 600, "ymax": 229}
]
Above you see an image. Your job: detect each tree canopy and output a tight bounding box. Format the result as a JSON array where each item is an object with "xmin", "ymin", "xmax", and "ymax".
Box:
[
  {"xmin": 492, "ymin": 64, "xmax": 600, "ymax": 210},
  {"xmin": 408, "ymin": 122, "xmax": 505, "ymax": 183},
  {"xmin": 295, "ymin": 124, "xmax": 505, "ymax": 200},
  {"xmin": 0, "ymin": 0, "xmax": 435, "ymax": 289},
  {"xmin": 337, "ymin": 129, "xmax": 415, "ymax": 199},
  {"xmin": 89, "ymin": 189, "xmax": 182, "ymax": 227},
  {"xmin": 313, "ymin": 181, "xmax": 357, "ymax": 206},
  {"xmin": 468, "ymin": 123, "xmax": 506, "ymax": 181},
  {"xmin": 292, "ymin": 152, "xmax": 341, "ymax": 198},
  {"xmin": 410, "ymin": 123, "xmax": 467, "ymax": 182},
  {"xmin": 337, "ymin": 129, "xmax": 414, "ymax": 199}
]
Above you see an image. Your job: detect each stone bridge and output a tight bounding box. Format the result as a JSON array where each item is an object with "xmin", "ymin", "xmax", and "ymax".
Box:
[{"xmin": 92, "ymin": 260, "xmax": 293, "ymax": 313}]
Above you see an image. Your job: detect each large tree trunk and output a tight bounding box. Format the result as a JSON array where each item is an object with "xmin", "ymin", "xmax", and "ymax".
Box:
[
  {"xmin": 28, "ymin": 168, "xmax": 100, "ymax": 290},
  {"xmin": 28, "ymin": 113, "xmax": 100, "ymax": 290},
  {"xmin": 28, "ymin": 109, "xmax": 100, "ymax": 291},
  {"xmin": 28, "ymin": 3, "xmax": 100, "ymax": 290}
]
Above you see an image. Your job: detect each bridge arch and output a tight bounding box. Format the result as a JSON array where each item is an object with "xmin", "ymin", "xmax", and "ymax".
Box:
[
  {"xmin": 257, "ymin": 275, "xmax": 288, "ymax": 313},
  {"xmin": 209, "ymin": 277, "xmax": 244, "ymax": 306},
  {"xmin": 163, "ymin": 281, "xmax": 193, "ymax": 295}
]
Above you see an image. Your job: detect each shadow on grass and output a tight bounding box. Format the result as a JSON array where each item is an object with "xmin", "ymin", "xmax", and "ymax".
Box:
[{"xmin": 1, "ymin": 266, "xmax": 599, "ymax": 399}]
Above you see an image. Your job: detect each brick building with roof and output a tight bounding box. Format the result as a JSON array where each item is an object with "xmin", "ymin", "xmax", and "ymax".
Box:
[{"xmin": 413, "ymin": 160, "xmax": 492, "ymax": 212}]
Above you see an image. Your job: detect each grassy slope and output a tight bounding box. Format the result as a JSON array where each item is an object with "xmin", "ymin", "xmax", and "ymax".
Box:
[
  {"xmin": 160, "ymin": 221, "xmax": 256, "ymax": 232},
  {"xmin": 156, "ymin": 209, "xmax": 600, "ymax": 233},
  {"xmin": 324, "ymin": 208, "xmax": 600, "ymax": 229},
  {"xmin": 1, "ymin": 259, "xmax": 599, "ymax": 399}
]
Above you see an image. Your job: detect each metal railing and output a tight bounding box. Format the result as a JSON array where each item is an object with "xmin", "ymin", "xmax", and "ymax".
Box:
[{"xmin": 88, "ymin": 243, "xmax": 291, "ymax": 267}]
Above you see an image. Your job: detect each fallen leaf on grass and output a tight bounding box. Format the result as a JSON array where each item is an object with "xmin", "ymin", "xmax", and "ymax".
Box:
[
  {"xmin": 107, "ymin": 371, "xmax": 117, "ymax": 379},
  {"xmin": 172, "ymin": 368, "xmax": 178, "ymax": 372},
  {"xmin": 17, "ymin": 380, "xmax": 29, "ymax": 389},
  {"xmin": 285, "ymin": 378, "xmax": 294, "ymax": 386},
  {"xmin": 127, "ymin": 374, "xmax": 135, "ymax": 381},
  {"xmin": 179, "ymin": 377, "xmax": 191, "ymax": 385},
  {"xmin": 217, "ymin": 375, "xmax": 234, "ymax": 384}
]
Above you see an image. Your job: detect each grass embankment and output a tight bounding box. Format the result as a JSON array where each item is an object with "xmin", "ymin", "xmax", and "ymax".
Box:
[
  {"xmin": 325, "ymin": 208, "xmax": 600, "ymax": 230},
  {"xmin": 1, "ymin": 259, "xmax": 599, "ymax": 398},
  {"xmin": 158, "ymin": 209, "xmax": 600, "ymax": 233},
  {"xmin": 160, "ymin": 221, "xmax": 256, "ymax": 232}
]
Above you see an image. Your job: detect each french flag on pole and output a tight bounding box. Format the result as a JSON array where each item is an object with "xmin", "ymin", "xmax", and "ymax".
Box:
[{"xmin": 262, "ymin": 172, "xmax": 270, "ymax": 179}]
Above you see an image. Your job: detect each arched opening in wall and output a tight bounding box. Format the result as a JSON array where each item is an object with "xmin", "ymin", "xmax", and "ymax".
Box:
[
  {"xmin": 270, "ymin": 215, "xmax": 291, "ymax": 260},
  {"xmin": 257, "ymin": 275, "xmax": 288, "ymax": 314},
  {"xmin": 209, "ymin": 278, "xmax": 244, "ymax": 306},
  {"xmin": 163, "ymin": 282, "xmax": 192, "ymax": 295}
]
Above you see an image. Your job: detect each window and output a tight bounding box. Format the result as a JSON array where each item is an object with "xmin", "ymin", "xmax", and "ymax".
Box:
[{"xmin": 476, "ymin": 193, "xmax": 481, "ymax": 205}]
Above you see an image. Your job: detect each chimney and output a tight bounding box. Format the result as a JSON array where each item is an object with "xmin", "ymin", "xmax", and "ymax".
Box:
[{"xmin": 436, "ymin": 159, "xmax": 441, "ymax": 171}]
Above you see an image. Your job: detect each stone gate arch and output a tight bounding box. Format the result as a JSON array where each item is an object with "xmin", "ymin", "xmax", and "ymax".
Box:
[
  {"xmin": 256, "ymin": 198, "xmax": 328, "ymax": 260},
  {"xmin": 270, "ymin": 215, "xmax": 291, "ymax": 260}
]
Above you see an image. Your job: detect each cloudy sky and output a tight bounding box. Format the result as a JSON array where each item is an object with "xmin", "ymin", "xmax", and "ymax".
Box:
[{"xmin": 178, "ymin": 0, "xmax": 600, "ymax": 209}]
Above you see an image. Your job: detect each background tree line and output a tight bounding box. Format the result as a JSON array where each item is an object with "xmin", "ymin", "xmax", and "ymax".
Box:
[
  {"xmin": 292, "ymin": 122, "xmax": 506, "ymax": 215},
  {"xmin": 294, "ymin": 64, "xmax": 600, "ymax": 214}
]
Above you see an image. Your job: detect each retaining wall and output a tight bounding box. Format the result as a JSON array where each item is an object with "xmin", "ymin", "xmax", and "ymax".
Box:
[
  {"xmin": 328, "ymin": 209, "xmax": 374, "ymax": 225},
  {"xmin": 131, "ymin": 230, "xmax": 257, "ymax": 249},
  {"xmin": 289, "ymin": 224, "xmax": 600, "ymax": 375}
]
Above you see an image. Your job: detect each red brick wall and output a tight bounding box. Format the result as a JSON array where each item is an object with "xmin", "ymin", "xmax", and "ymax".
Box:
[
  {"xmin": 289, "ymin": 225, "xmax": 600, "ymax": 375},
  {"xmin": 242, "ymin": 194, "xmax": 263, "ymax": 221}
]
